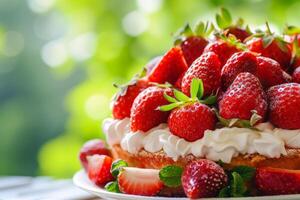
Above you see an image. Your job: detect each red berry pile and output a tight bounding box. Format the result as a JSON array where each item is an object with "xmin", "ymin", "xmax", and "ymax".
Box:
[{"xmin": 111, "ymin": 9, "xmax": 300, "ymax": 142}]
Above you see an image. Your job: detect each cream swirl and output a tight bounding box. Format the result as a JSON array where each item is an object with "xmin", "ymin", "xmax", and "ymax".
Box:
[{"xmin": 102, "ymin": 118, "xmax": 300, "ymax": 163}]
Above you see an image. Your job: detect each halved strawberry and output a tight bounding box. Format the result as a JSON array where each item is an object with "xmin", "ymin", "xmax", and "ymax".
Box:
[
  {"xmin": 256, "ymin": 167, "xmax": 300, "ymax": 195},
  {"xmin": 118, "ymin": 167, "xmax": 163, "ymax": 196},
  {"xmin": 87, "ymin": 155, "xmax": 114, "ymax": 186},
  {"xmin": 79, "ymin": 139, "xmax": 111, "ymax": 171},
  {"xmin": 148, "ymin": 47, "xmax": 188, "ymax": 84}
]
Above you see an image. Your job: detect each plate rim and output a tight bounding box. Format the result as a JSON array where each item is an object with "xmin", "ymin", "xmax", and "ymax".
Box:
[{"xmin": 73, "ymin": 170, "xmax": 300, "ymax": 200}]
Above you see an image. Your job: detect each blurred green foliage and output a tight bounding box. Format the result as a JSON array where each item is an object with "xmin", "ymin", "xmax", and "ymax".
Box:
[{"xmin": 2, "ymin": 0, "xmax": 300, "ymax": 177}]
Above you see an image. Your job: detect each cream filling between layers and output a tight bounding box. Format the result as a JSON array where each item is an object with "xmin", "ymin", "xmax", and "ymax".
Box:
[{"xmin": 102, "ymin": 118, "xmax": 300, "ymax": 163}]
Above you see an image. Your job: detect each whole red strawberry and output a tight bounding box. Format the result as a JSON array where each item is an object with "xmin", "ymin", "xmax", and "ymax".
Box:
[
  {"xmin": 215, "ymin": 8, "xmax": 250, "ymax": 42},
  {"xmin": 112, "ymin": 78, "xmax": 149, "ymax": 119},
  {"xmin": 267, "ymin": 83, "xmax": 300, "ymax": 129},
  {"xmin": 175, "ymin": 22, "xmax": 213, "ymax": 66},
  {"xmin": 79, "ymin": 139, "xmax": 111, "ymax": 171},
  {"xmin": 219, "ymin": 72, "xmax": 267, "ymax": 121},
  {"xmin": 246, "ymin": 25, "xmax": 292, "ymax": 70},
  {"xmin": 130, "ymin": 86, "xmax": 172, "ymax": 132},
  {"xmin": 256, "ymin": 167, "xmax": 300, "ymax": 195},
  {"xmin": 256, "ymin": 56, "xmax": 291, "ymax": 88},
  {"xmin": 168, "ymin": 102, "xmax": 216, "ymax": 141},
  {"xmin": 181, "ymin": 52, "xmax": 221, "ymax": 97},
  {"xmin": 148, "ymin": 47, "xmax": 188, "ymax": 84},
  {"xmin": 87, "ymin": 155, "xmax": 114, "ymax": 186},
  {"xmin": 293, "ymin": 67, "xmax": 300, "ymax": 83},
  {"xmin": 182, "ymin": 159, "xmax": 228, "ymax": 198},
  {"xmin": 160, "ymin": 79, "xmax": 216, "ymax": 141},
  {"xmin": 283, "ymin": 26, "xmax": 300, "ymax": 69},
  {"xmin": 203, "ymin": 38, "xmax": 240, "ymax": 66},
  {"xmin": 221, "ymin": 51, "xmax": 257, "ymax": 89}
]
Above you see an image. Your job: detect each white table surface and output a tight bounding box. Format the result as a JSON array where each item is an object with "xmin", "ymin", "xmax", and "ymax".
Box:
[{"xmin": 0, "ymin": 176, "xmax": 100, "ymax": 200}]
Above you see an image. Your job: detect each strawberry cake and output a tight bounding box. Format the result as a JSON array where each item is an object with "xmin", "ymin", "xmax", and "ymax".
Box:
[{"xmin": 78, "ymin": 9, "xmax": 300, "ymax": 198}]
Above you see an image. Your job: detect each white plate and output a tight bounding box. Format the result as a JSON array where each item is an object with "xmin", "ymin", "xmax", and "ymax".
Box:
[{"xmin": 73, "ymin": 170, "xmax": 300, "ymax": 200}]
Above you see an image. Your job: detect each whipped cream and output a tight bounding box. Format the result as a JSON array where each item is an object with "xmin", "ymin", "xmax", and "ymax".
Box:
[{"xmin": 102, "ymin": 118, "xmax": 300, "ymax": 163}]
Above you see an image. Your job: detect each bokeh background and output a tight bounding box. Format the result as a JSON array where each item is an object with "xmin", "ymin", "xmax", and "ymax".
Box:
[{"xmin": 1, "ymin": 0, "xmax": 300, "ymax": 178}]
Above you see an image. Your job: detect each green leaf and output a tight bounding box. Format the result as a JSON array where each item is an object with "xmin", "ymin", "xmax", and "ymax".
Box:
[
  {"xmin": 105, "ymin": 181, "xmax": 121, "ymax": 193},
  {"xmin": 262, "ymin": 35, "xmax": 274, "ymax": 48},
  {"xmin": 110, "ymin": 159, "xmax": 128, "ymax": 178},
  {"xmin": 216, "ymin": 14, "xmax": 225, "ymax": 29},
  {"xmin": 221, "ymin": 8, "xmax": 232, "ymax": 26},
  {"xmin": 190, "ymin": 78, "xmax": 200, "ymax": 99},
  {"xmin": 218, "ymin": 186, "xmax": 230, "ymax": 197},
  {"xmin": 232, "ymin": 166, "xmax": 256, "ymax": 181},
  {"xmin": 163, "ymin": 92, "xmax": 177, "ymax": 103},
  {"xmin": 249, "ymin": 110, "xmax": 262, "ymax": 126},
  {"xmin": 174, "ymin": 89, "xmax": 190, "ymax": 102},
  {"xmin": 194, "ymin": 21, "xmax": 205, "ymax": 36},
  {"xmin": 216, "ymin": 8, "xmax": 232, "ymax": 29},
  {"xmin": 158, "ymin": 102, "xmax": 182, "ymax": 111},
  {"xmin": 159, "ymin": 165, "xmax": 183, "ymax": 187},
  {"xmin": 201, "ymin": 95, "xmax": 217, "ymax": 105},
  {"xmin": 230, "ymin": 172, "xmax": 247, "ymax": 197},
  {"xmin": 197, "ymin": 79, "xmax": 204, "ymax": 100}
]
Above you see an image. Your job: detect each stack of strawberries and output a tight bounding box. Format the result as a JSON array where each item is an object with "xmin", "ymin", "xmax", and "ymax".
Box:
[{"xmin": 78, "ymin": 9, "xmax": 300, "ymax": 199}]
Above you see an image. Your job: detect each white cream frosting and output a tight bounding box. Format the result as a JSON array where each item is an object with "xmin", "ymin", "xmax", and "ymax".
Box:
[{"xmin": 102, "ymin": 118, "xmax": 300, "ymax": 163}]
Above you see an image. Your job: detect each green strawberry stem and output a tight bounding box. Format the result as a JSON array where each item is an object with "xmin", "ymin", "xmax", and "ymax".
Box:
[
  {"xmin": 216, "ymin": 8, "xmax": 232, "ymax": 29},
  {"xmin": 174, "ymin": 21, "xmax": 214, "ymax": 45},
  {"xmin": 213, "ymin": 108, "xmax": 262, "ymax": 129},
  {"xmin": 216, "ymin": 33, "xmax": 248, "ymax": 50},
  {"xmin": 159, "ymin": 78, "xmax": 217, "ymax": 111}
]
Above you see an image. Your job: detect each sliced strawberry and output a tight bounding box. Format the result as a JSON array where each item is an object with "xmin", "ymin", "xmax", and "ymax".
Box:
[
  {"xmin": 256, "ymin": 167, "xmax": 300, "ymax": 195},
  {"xmin": 79, "ymin": 139, "xmax": 111, "ymax": 171},
  {"xmin": 148, "ymin": 47, "xmax": 188, "ymax": 84},
  {"xmin": 181, "ymin": 52, "xmax": 221, "ymax": 97},
  {"xmin": 182, "ymin": 159, "xmax": 228, "ymax": 198},
  {"xmin": 112, "ymin": 78, "xmax": 149, "ymax": 120},
  {"xmin": 221, "ymin": 51, "xmax": 257, "ymax": 89},
  {"xmin": 118, "ymin": 167, "xmax": 163, "ymax": 196},
  {"xmin": 87, "ymin": 155, "xmax": 114, "ymax": 186},
  {"xmin": 293, "ymin": 67, "xmax": 300, "ymax": 83}
]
